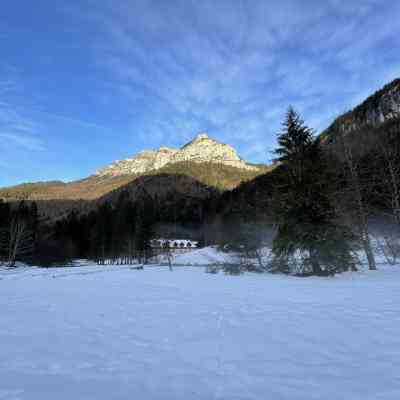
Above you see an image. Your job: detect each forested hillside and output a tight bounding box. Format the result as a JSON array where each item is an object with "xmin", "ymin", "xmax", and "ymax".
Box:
[{"xmin": 2, "ymin": 79, "xmax": 400, "ymax": 273}]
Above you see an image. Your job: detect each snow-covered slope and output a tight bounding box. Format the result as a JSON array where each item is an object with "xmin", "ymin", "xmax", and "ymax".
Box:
[
  {"xmin": 1, "ymin": 264, "xmax": 399, "ymax": 399},
  {"xmin": 171, "ymin": 246, "xmax": 239, "ymax": 265}
]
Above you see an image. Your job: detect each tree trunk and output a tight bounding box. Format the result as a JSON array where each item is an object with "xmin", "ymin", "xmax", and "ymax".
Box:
[
  {"xmin": 341, "ymin": 133, "xmax": 377, "ymax": 271},
  {"xmin": 362, "ymin": 235, "xmax": 377, "ymax": 270},
  {"xmin": 378, "ymin": 136, "xmax": 400, "ymax": 225},
  {"xmin": 309, "ymin": 249, "xmax": 323, "ymax": 275}
]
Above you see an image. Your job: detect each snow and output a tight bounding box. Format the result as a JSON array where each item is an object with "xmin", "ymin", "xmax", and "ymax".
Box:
[
  {"xmin": 1, "ymin": 263, "xmax": 400, "ymax": 399},
  {"xmin": 172, "ymin": 246, "xmax": 238, "ymax": 265}
]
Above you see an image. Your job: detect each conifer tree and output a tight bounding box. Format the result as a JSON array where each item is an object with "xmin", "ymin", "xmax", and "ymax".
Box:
[
  {"xmin": 29, "ymin": 202, "xmax": 39, "ymax": 247},
  {"xmin": 0, "ymin": 200, "xmax": 10, "ymax": 263},
  {"xmin": 93, "ymin": 202, "xmax": 113, "ymax": 264},
  {"xmin": 270, "ymin": 108, "xmax": 354, "ymax": 275},
  {"xmin": 134, "ymin": 198, "xmax": 154, "ymax": 264}
]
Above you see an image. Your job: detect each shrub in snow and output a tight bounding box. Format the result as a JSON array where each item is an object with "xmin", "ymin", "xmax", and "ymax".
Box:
[
  {"xmin": 205, "ymin": 265, "xmax": 219, "ymax": 274},
  {"xmin": 222, "ymin": 264, "xmax": 243, "ymax": 275}
]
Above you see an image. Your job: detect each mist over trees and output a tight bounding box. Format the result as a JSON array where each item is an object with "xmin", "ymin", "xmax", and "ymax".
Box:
[{"xmin": 2, "ymin": 102, "xmax": 400, "ymax": 275}]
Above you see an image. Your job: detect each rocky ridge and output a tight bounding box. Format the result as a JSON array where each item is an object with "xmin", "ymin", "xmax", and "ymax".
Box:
[
  {"xmin": 96, "ymin": 133, "xmax": 259, "ymax": 177},
  {"xmin": 323, "ymin": 78, "xmax": 400, "ymax": 139}
]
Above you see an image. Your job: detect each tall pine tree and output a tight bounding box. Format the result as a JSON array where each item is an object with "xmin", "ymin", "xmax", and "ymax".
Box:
[{"xmin": 270, "ymin": 108, "xmax": 354, "ymax": 276}]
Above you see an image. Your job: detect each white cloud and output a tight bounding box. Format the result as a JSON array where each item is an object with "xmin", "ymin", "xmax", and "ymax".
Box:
[
  {"xmin": 0, "ymin": 132, "xmax": 45, "ymax": 151},
  {"xmin": 0, "ymin": 69, "xmax": 46, "ymax": 153},
  {"xmin": 69, "ymin": 1, "xmax": 400, "ymax": 163}
]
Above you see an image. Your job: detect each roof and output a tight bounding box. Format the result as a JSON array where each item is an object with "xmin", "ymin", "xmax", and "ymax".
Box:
[{"xmin": 150, "ymin": 239, "xmax": 199, "ymax": 248}]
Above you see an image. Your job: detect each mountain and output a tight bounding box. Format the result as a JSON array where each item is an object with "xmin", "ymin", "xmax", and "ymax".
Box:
[
  {"xmin": 0, "ymin": 175, "xmax": 140, "ymax": 201},
  {"xmin": 0, "ymin": 133, "xmax": 267, "ymax": 207},
  {"xmin": 99, "ymin": 173, "xmax": 217, "ymax": 205},
  {"xmin": 3, "ymin": 80, "xmax": 399, "ymax": 223},
  {"xmin": 321, "ymin": 78, "xmax": 400, "ymax": 157},
  {"xmin": 96, "ymin": 133, "xmax": 259, "ymax": 176},
  {"xmin": 223, "ymin": 78, "xmax": 400, "ymax": 220}
]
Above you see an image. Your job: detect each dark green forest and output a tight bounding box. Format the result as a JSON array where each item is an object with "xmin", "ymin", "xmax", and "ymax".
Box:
[{"xmin": 2, "ymin": 106, "xmax": 400, "ymax": 275}]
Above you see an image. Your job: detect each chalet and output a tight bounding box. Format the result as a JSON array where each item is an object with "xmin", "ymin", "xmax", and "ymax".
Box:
[{"xmin": 150, "ymin": 239, "xmax": 199, "ymax": 254}]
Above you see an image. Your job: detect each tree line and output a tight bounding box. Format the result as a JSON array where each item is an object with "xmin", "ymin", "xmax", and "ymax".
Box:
[
  {"xmin": 212, "ymin": 108, "xmax": 400, "ymax": 275},
  {"xmin": 2, "ymin": 108, "xmax": 400, "ymax": 275}
]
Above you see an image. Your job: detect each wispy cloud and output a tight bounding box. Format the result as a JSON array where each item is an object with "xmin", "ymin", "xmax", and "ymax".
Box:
[
  {"xmin": 34, "ymin": 109, "xmax": 106, "ymax": 130},
  {"xmin": 0, "ymin": 71, "xmax": 46, "ymax": 153},
  {"xmin": 0, "ymin": 132, "xmax": 45, "ymax": 151},
  {"xmin": 71, "ymin": 0, "xmax": 399, "ymax": 163},
  {"xmin": 0, "ymin": 79, "xmax": 17, "ymax": 94},
  {"xmin": 1, "ymin": 0, "xmax": 400, "ymax": 188}
]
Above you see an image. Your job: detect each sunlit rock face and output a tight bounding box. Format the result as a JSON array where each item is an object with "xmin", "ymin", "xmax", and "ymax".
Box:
[
  {"xmin": 362, "ymin": 80, "xmax": 400, "ymax": 126},
  {"xmin": 320, "ymin": 78, "xmax": 400, "ymax": 160},
  {"xmin": 96, "ymin": 133, "xmax": 259, "ymax": 176},
  {"xmin": 327, "ymin": 79, "xmax": 400, "ymax": 137}
]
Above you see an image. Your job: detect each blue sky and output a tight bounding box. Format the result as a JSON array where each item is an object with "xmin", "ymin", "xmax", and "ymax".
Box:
[{"xmin": 1, "ymin": 0, "xmax": 399, "ymax": 186}]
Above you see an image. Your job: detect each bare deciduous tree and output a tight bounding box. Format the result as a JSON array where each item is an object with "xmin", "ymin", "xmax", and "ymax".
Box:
[
  {"xmin": 0, "ymin": 217, "xmax": 34, "ymax": 267},
  {"xmin": 376, "ymin": 129, "xmax": 400, "ymax": 225},
  {"xmin": 162, "ymin": 241, "xmax": 174, "ymax": 272},
  {"xmin": 340, "ymin": 133, "xmax": 377, "ymax": 271},
  {"xmin": 374, "ymin": 234, "xmax": 400, "ymax": 265}
]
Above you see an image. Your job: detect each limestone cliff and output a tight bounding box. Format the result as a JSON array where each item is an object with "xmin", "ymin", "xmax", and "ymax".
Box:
[
  {"xmin": 96, "ymin": 133, "xmax": 259, "ymax": 177},
  {"xmin": 322, "ymin": 78, "xmax": 400, "ymax": 141}
]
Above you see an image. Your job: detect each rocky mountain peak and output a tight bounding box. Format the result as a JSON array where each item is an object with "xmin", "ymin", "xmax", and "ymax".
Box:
[
  {"xmin": 323, "ymin": 78, "xmax": 400, "ymax": 139},
  {"xmin": 194, "ymin": 132, "xmax": 211, "ymax": 140},
  {"xmin": 96, "ymin": 133, "xmax": 259, "ymax": 177}
]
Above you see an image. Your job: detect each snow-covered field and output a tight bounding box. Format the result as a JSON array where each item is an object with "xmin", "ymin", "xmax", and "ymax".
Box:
[
  {"xmin": 1, "ymin": 262, "xmax": 400, "ymax": 399},
  {"xmin": 172, "ymin": 246, "xmax": 240, "ymax": 265}
]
